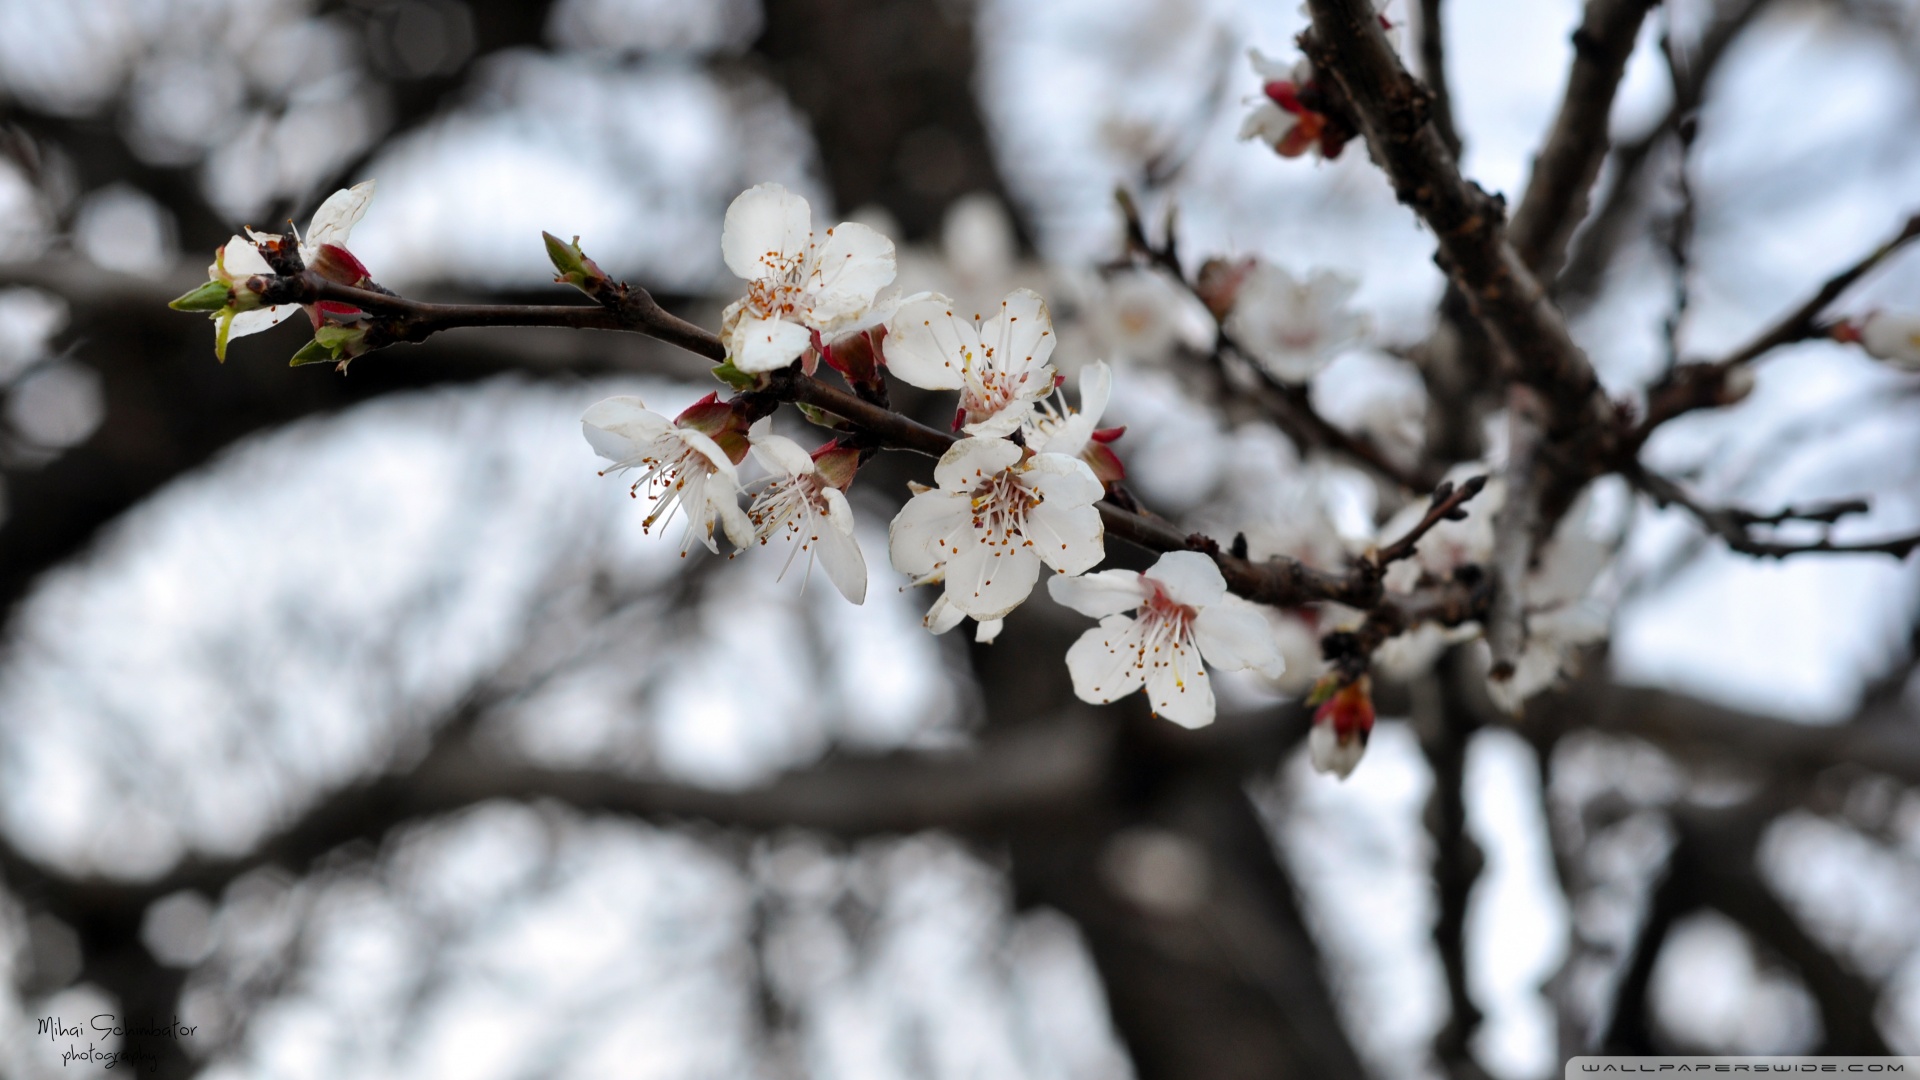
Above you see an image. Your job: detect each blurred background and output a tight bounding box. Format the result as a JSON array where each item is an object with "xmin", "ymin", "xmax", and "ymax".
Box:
[{"xmin": 2, "ymin": 0, "xmax": 1920, "ymax": 1077}]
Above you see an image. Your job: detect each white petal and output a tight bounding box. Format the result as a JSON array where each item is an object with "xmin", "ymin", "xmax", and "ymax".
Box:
[
  {"xmin": 888, "ymin": 489, "xmax": 971, "ymax": 577},
  {"xmin": 1238, "ymin": 101, "xmax": 1298, "ymax": 146},
  {"xmin": 804, "ymin": 221, "xmax": 896, "ymax": 325},
  {"xmin": 1024, "ymin": 451, "xmax": 1104, "ymax": 505},
  {"xmin": 960, "ymin": 401, "xmax": 1036, "ymax": 440},
  {"xmin": 727, "ymin": 312, "xmax": 815, "ymax": 373},
  {"xmin": 220, "ymin": 235, "xmax": 273, "ymax": 277},
  {"xmin": 1309, "ymin": 721, "xmax": 1365, "ymax": 779},
  {"xmin": 883, "ymin": 292, "xmax": 975, "ymax": 391},
  {"xmin": 749, "ymin": 431, "xmax": 815, "ymax": 477},
  {"xmin": 581, "ymin": 396, "xmax": 669, "ymax": 461},
  {"xmin": 1144, "ymin": 550, "xmax": 1227, "ymax": 608},
  {"xmin": 1078, "ymin": 360, "xmax": 1113, "ymax": 426},
  {"xmin": 226, "ymin": 304, "xmax": 296, "ymax": 340},
  {"xmin": 924, "ymin": 594, "xmax": 967, "ymax": 635},
  {"xmin": 1862, "ymin": 311, "xmax": 1920, "ymax": 368},
  {"xmin": 303, "ymin": 180, "xmax": 375, "ymax": 255},
  {"xmin": 1047, "ymin": 569, "xmax": 1149, "ymax": 618},
  {"xmin": 721, "ymin": 182, "xmax": 812, "ymax": 282},
  {"xmin": 675, "ymin": 428, "xmax": 740, "ymax": 483},
  {"xmin": 932, "ymin": 436, "xmax": 1023, "ymax": 492},
  {"xmin": 943, "ymin": 541, "xmax": 1042, "ymax": 620},
  {"xmin": 815, "ymin": 488, "xmax": 868, "ymax": 604},
  {"xmin": 717, "ymin": 494, "xmax": 755, "ymax": 551},
  {"xmin": 1192, "ymin": 595, "xmax": 1285, "ymax": 678},
  {"xmin": 974, "ymin": 618, "xmax": 1004, "ymax": 643},
  {"xmin": 977, "ymin": 287, "xmax": 1058, "ymax": 382},
  {"xmin": 1248, "ymin": 47, "xmax": 1293, "ymax": 80},
  {"xmin": 1064, "ymin": 616, "xmax": 1148, "ymax": 704},
  {"xmin": 1145, "ymin": 641, "xmax": 1215, "ymax": 728},
  {"xmin": 1024, "ymin": 498, "xmax": 1106, "ymax": 575}
]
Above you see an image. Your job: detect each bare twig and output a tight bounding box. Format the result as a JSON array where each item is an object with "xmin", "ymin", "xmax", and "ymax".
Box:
[
  {"xmin": 1372, "ymin": 473, "xmax": 1490, "ymax": 567},
  {"xmin": 1635, "ymin": 211, "xmax": 1920, "ymax": 440},
  {"xmin": 1628, "ymin": 466, "xmax": 1920, "ymax": 559},
  {"xmin": 1508, "ymin": 0, "xmax": 1662, "ymax": 281},
  {"xmin": 1301, "ymin": 0, "xmax": 1609, "ymax": 441}
]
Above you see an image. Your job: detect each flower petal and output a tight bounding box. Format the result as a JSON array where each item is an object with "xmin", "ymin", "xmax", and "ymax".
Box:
[
  {"xmin": 815, "ymin": 487, "xmax": 868, "ymax": 604},
  {"xmin": 974, "ymin": 618, "xmax": 1004, "ymax": 643},
  {"xmin": 888, "ymin": 488, "xmax": 971, "ymax": 578},
  {"xmin": 303, "ymin": 180, "xmax": 376, "ymax": 255},
  {"xmin": 1063, "ymin": 616, "xmax": 1147, "ymax": 704},
  {"xmin": 1025, "ymin": 498, "xmax": 1105, "ymax": 575},
  {"xmin": 1078, "ymin": 360, "xmax": 1113, "ymax": 426},
  {"xmin": 721, "ymin": 182, "xmax": 813, "ymax": 282},
  {"xmin": 1047, "ymin": 569, "xmax": 1148, "ymax": 618},
  {"xmin": 883, "ymin": 292, "xmax": 975, "ymax": 391},
  {"xmin": 1145, "ymin": 640, "xmax": 1215, "ymax": 728},
  {"xmin": 805, "ymin": 221, "xmax": 896, "ymax": 325},
  {"xmin": 581, "ymin": 396, "xmax": 669, "ymax": 461},
  {"xmin": 1144, "ymin": 550, "xmax": 1227, "ymax": 608},
  {"xmin": 220, "ymin": 235, "xmax": 273, "ymax": 277},
  {"xmin": 226, "ymin": 304, "xmax": 297, "ymax": 341},
  {"xmin": 727, "ymin": 311, "xmax": 815, "ymax": 373},
  {"xmin": 977, "ymin": 287, "xmax": 1057, "ymax": 380},
  {"xmin": 748, "ymin": 431, "xmax": 816, "ymax": 478},
  {"xmin": 1192, "ymin": 595, "xmax": 1285, "ymax": 677},
  {"xmin": 1309, "ymin": 720, "xmax": 1366, "ymax": 778},
  {"xmin": 943, "ymin": 541, "xmax": 1041, "ymax": 620},
  {"xmin": 932, "ymin": 436, "xmax": 1023, "ymax": 492}
]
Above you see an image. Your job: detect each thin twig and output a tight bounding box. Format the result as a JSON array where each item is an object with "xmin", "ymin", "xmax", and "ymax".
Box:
[
  {"xmin": 1372, "ymin": 473, "xmax": 1489, "ymax": 567},
  {"xmin": 1415, "ymin": 0, "xmax": 1462, "ymax": 160},
  {"xmin": 1628, "ymin": 466, "xmax": 1920, "ymax": 559},
  {"xmin": 1635, "ymin": 211, "xmax": 1920, "ymax": 437}
]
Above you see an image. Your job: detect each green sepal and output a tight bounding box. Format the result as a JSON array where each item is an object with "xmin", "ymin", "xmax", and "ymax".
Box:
[
  {"xmin": 1305, "ymin": 671, "xmax": 1343, "ymax": 708},
  {"xmin": 170, "ymin": 280, "xmax": 233, "ymax": 312},
  {"xmin": 289, "ymin": 338, "xmax": 337, "ymax": 366},
  {"xmin": 710, "ymin": 360, "xmax": 761, "ymax": 391},
  {"xmin": 795, "ymin": 402, "xmax": 851, "ymax": 431},
  {"xmin": 543, "ymin": 231, "xmax": 605, "ymax": 292}
]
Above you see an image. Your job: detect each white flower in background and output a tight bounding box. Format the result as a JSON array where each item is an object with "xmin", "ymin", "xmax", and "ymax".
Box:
[
  {"xmin": 890, "ymin": 436, "xmax": 1104, "ymax": 626},
  {"xmin": 1308, "ymin": 677, "xmax": 1375, "ymax": 779},
  {"xmin": 188, "ymin": 181, "xmax": 376, "ymax": 359},
  {"xmin": 1845, "ymin": 311, "xmax": 1920, "ymax": 369},
  {"xmin": 1026, "ymin": 360, "xmax": 1127, "ymax": 484},
  {"xmin": 884, "ymin": 288, "xmax": 1058, "ymax": 438},
  {"xmin": 1238, "ymin": 50, "xmax": 1323, "ymax": 157},
  {"xmin": 1224, "ymin": 263, "xmax": 1366, "ymax": 383},
  {"xmin": 1083, "ymin": 270, "xmax": 1194, "ymax": 366},
  {"xmin": 719, "ymin": 182, "xmax": 897, "ymax": 373},
  {"xmin": 582, "ymin": 396, "xmax": 753, "ymax": 556},
  {"xmin": 1049, "ymin": 551, "xmax": 1284, "ymax": 729},
  {"xmin": 745, "ymin": 425, "xmax": 866, "ymax": 604}
]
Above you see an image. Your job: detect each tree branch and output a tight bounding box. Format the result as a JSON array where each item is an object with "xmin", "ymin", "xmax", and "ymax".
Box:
[
  {"xmin": 1414, "ymin": 0, "xmax": 1462, "ymax": 160},
  {"xmin": 1627, "ymin": 465, "xmax": 1920, "ymax": 560},
  {"xmin": 1508, "ymin": 0, "xmax": 1662, "ymax": 282}
]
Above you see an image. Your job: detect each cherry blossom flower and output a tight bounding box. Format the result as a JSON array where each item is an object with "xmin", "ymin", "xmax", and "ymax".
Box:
[
  {"xmin": 1308, "ymin": 677, "xmax": 1374, "ymax": 779},
  {"xmin": 1081, "ymin": 269, "xmax": 1201, "ymax": 366},
  {"xmin": 582, "ymin": 395, "xmax": 753, "ymax": 556},
  {"xmin": 1482, "ymin": 501, "xmax": 1614, "ymax": 713},
  {"xmin": 1224, "ymin": 263, "xmax": 1366, "ymax": 383},
  {"xmin": 889, "ymin": 436, "xmax": 1104, "ymax": 627},
  {"xmin": 172, "ymin": 181, "xmax": 377, "ymax": 360},
  {"xmin": 1238, "ymin": 50, "xmax": 1355, "ymax": 160},
  {"xmin": 1048, "ymin": 551, "xmax": 1284, "ymax": 728},
  {"xmin": 1836, "ymin": 311, "xmax": 1920, "ymax": 369},
  {"xmin": 719, "ymin": 183, "xmax": 897, "ymax": 373},
  {"xmin": 884, "ymin": 288, "xmax": 1059, "ymax": 438},
  {"xmin": 745, "ymin": 425, "xmax": 867, "ymax": 604},
  {"xmin": 1025, "ymin": 360, "xmax": 1126, "ymax": 484}
]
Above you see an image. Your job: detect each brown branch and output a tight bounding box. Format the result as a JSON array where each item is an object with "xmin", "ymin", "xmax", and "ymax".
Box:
[
  {"xmin": 1557, "ymin": 0, "xmax": 1774, "ymax": 303},
  {"xmin": 1302, "ymin": 0, "xmax": 1607, "ymax": 438},
  {"xmin": 1508, "ymin": 0, "xmax": 1662, "ymax": 281},
  {"xmin": 1372, "ymin": 473, "xmax": 1490, "ymax": 567},
  {"xmin": 1628, "ymin": 466, "xmax": 1920, "ymax": 560},
  {"xmin": 1415, "ymin": 0, "xmax": 1462, "ymax": 160}
]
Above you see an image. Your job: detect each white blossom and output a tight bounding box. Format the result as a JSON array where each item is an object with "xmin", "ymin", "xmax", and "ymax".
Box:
[
  {"xmin": 582, "ymin": 395, "xmax": 753, "ymax": 556},
  {"xmin": 1049, "ymin": 551, "xmax": 1284, "ymax": 729},
  {"xmin": 889, "ymin": 436, "xmax": 1104, "ymax": 626},
  {"xmin": 745, "ymin": 426, "xmax": 866, "ymax": 604},
  {"xmin": 1482, "ymin": 490, "xmax": 1615, "ymax": 712},
  {"xmin": 214, "ymin": 180, "xmax": 376, "ymax": 354},
  {"xmin": 1224, "ymin": 263, "xmax": 1365, "ymax": 383},
  {"xmin": 1081, "ymin": 270, "xmax": 1198, "ymax": 366},
  {"xmin": 1857, "ymin": 310, "xmax": 1920, "ymax": 369},
  {"xmin": 884, "ymin": 288, "xmax": 1059, "ymax": 438},
  {"xmin": 719, "ymin": 182, "xmax": 897, "ymax": 373}
]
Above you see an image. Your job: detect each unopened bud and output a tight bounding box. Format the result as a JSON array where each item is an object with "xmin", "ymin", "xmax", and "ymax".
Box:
[
  {"xmin": 1195, "ymin": 257, "xmax": 1255, "ymax": 321},
  {"xmin": 543, "ymin": 232, "xmax": 607, "ymax": 293},
  {"xmin": 169, "ymin": 280, "xmax": 233, "ymax": 313}
]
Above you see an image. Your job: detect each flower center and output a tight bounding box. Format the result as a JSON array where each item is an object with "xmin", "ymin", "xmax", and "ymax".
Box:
[
  {"xmin": 749, "ymin": 473, "xmax": 827, "ymax": 543},
  {"xmin": 968, "ymin": 468, "xmax": 1042, "ymax": 551},
  {"xmin": 744, "ymin": 250, "xmax": 810, "ymax": 319}
]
